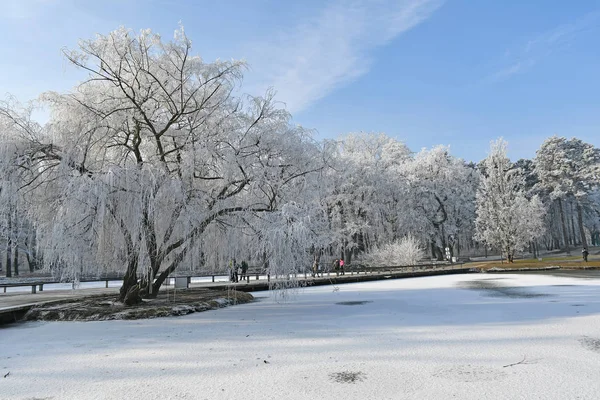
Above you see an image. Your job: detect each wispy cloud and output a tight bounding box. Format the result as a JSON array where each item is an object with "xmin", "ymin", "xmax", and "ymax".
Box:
[
  {"xmin": 244, "ymin": 0, "xmax": 444, "ymax": 113},
  {"xmin": 492, "ymin": 10, "xmax": 600, "ymax": 82},
  {"xmin": 491, "ymin": 60, "xmax": 535, "ymax": 81}
]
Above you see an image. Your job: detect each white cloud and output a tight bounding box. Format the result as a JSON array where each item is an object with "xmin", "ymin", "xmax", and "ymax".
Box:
[{"xmin": 243, "ymin": 0, "xmax": 444, "ymax": 113}]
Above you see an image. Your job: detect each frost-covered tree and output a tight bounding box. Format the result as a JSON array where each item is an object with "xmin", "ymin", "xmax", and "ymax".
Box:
[
  {"xmin": 0, "ymin": 109, "xmax": 43, "ymax": 277},
  {"xmin": 0, "ymin": 27, "xmax": 322, "ymax": 304},
  {"xmin": 404, "ymin": 146, "xmax": 478, "ymax": 260},
  {"xmin": 534, "ymin": 136, "xmax": 600, "ymax": 252},
  {"xmin": 475, "ymin": 139, "xmax": 545, "ymax": 262},
  {"xmin": 322, "ymin": 133, "xmax": 412, "ymax": 264}
]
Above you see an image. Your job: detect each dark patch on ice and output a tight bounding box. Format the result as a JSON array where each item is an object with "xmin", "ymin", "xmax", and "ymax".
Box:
[
  {"xmin": 458, "ymin": 280, "xmax": 551, "ymax": 298},
  {"xmin": 553, "ymin": 284, "xmax": 576, "ymax": 287},
  {"xmin": 580, "ymin": 336, "xmax": 600, "ymax": 353},
  {"xmin": 571, "ymin": 304, "xmax": 585, "ymax": 307},
  {"xmin": 335, "ymin": 301, "xmax": 373, "ymax": 306},
  {"xmin": 329, "ymin": 371, "xmax": 366, "ymax": 383}
]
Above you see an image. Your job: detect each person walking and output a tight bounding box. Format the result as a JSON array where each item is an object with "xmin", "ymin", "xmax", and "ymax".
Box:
[
  {"xmin": 241, "ymin": 260, "xmax": 248, "ymax": 281},
  {"xmin": 583, "ymin": 248, "xmax": 589, "ymax": 262},
  {"xmin": 228, "ymin": 259, "xmax": 235, "ymax": 282},
  {"xmin": 233, "ymin": 258, "xmax": 239, "ymax": 282},
  {"xmin": 333, "ymin": 259, "xmax": 340, "ymax": 276},
  {"xmin": 340, "ymin": 259, "xmax": 345, "ymax": 275}
]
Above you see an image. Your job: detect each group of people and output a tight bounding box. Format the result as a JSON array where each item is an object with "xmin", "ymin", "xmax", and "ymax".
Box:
[
  {"xmin": 310, "ymin": 258, "xmax": 346, "ymax": 278},
  {"xmin": 228, "ymin": 259, "xmax": 248, "ymax": 283},
  {"xmin": 232, "ymin": 249, "xmax": 592, "ymax": 282},
  {"xmin": 333, "ymin": 259, "xmax": 345, "ymax": 275}
]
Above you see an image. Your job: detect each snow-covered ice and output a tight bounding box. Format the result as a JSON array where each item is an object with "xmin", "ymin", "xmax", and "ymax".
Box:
[{"xmin": 2, "ymin": 273, "xmax": 600, "ymax": 399}]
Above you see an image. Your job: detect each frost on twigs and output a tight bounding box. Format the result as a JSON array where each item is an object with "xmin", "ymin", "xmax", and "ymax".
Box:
[
  {"xmin": 364, "ymin": 235, "xmax": 424, "ymax": 267},
  {"xmin": 475, "ymin": 139, "xmax": 546, "ymax": 262},
  {"xmin": 0, "ymin": 26, "xmax": 322, "ymax": 299}
]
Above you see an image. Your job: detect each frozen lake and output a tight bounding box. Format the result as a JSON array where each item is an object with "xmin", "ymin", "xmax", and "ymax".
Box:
[{"xmin": 2, "ymin": 273, "xmax": 600, "ymax": 399}]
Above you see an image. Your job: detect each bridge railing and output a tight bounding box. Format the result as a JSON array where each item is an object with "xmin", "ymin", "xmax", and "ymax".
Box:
[{"xmin": 0, "ymin": 262, "xmax": 465, "ymax": 294}]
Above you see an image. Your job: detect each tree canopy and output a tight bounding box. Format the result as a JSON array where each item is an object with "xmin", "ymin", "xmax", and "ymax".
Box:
[{"xmin": 1, "ymin": 27, "xmax": 599, "ymax": 301}]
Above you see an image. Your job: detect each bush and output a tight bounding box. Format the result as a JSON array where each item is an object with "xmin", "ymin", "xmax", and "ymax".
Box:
[{"xmin": 366, "ymin": 235, "xmax": 425, "ymax": 266}]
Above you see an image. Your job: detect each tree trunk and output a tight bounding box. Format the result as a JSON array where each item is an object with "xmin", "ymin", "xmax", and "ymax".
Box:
[
  {"xmin": 576, "ymin": 200, "xmax": 588, "ymax": 250},
  {"xmin": 118, "ymin": 257, "xmax": 141, "ymax": 305},
  {"xmin": 557, "ymin": 198, "xmax": 570, "ymax": 255},
  {"xmin": 5, "ymin": 240, "xmax": 11, "ymax": 278},
  {"xmin": 434, "ymin": 246, "xmax": 444, "ymax": 261},
  {"xmin": 344, "ymin": 247, "xmax": 353, "ymax": 266},
  {"xmin": 5, "ymin": 207, "xmax": 12, "ymax": 278},
  {"xmin": 13, "ymin": 243, "xmax": 19, "ymax": 277},
  {"xmin": 569, "ymin": 201, "xmax": 577, "ymax": 245},
  {"xmin": 150, "ymin": 238, "xmax": 197, "ymax": 297},
  {"xmin": 26, "ymin": 229, "xmax": 38, "ymax": 273}
]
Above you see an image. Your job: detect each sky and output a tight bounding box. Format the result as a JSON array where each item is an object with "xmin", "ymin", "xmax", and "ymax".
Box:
[{"xmin": 1, "ymin": 0, "xmax": 599, "ymax": 162}]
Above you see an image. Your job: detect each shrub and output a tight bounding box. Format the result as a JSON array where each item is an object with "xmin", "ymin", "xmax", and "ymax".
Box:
[{"xmin": 366, "ymin": 235, "xmax": 425, "ymax": 266}]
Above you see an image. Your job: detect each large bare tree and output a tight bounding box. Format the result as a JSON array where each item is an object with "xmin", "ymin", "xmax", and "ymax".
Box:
[{"xmin": 0, "ymin": 27, "xmax": 322, "ymax": 304}]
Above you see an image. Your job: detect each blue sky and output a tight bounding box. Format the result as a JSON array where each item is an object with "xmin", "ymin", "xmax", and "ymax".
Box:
[{"xmin": 1, "ymin": 0, "xmax": 599, "ymax": 162}]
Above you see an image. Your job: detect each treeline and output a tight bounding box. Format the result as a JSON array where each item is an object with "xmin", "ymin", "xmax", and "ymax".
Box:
[{"xmin": 0, "ymin": 27, "xmax": 598, "ymax": 303}]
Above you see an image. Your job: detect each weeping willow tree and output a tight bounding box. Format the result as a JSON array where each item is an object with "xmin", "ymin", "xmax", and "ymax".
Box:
[{"xmin": 0, "ymin": 27, "xmax": 323, "ymax": 304}]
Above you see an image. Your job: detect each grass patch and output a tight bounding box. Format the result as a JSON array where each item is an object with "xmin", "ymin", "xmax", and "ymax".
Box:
[
  {"xmin": 476, "ymin": 259, "xmax": 600, "ymax": 271},
  {"xmin": 23, "ymin": 288, "xmax": 254, "ymax": 322}
]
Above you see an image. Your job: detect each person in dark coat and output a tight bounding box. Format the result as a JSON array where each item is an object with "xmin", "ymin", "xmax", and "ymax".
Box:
[
  {"xmin": 333, "ymin": 259, "xmax": 340, "ymax": 276},
  {"xmin": 241, "ymin": 260, "xmax": 248, "ymax": 281}
]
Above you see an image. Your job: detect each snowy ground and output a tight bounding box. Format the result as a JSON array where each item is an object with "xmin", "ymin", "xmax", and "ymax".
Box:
[{"xmin": 2, "ymin": 273, "xmax": 600, "ymax": 400}]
